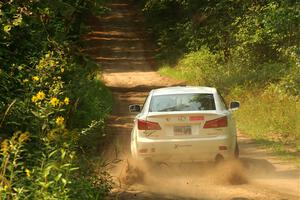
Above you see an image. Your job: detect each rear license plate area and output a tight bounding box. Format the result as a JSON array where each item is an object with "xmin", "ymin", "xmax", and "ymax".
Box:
[{"xmin": 174, "ymin": 126, "xmax": 191, "ymax": 136}]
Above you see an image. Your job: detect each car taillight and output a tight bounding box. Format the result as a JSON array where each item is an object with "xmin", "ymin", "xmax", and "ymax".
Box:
[
  {"xmin": 203, "ymin": 116, "xmax": 227, "ymax": 128},
  {"xmin": 138, "ymin": 119, "xmax": 161, "ymax": 130}
]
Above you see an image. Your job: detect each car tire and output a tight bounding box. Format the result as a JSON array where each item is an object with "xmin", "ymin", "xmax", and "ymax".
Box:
[
  {"xmin": 215, "ymin": 154, "xmax": 225, "ymax": 165},
  {"xmin": 234, "ymin": 142, "xmax": 239, "ymax": 159}
]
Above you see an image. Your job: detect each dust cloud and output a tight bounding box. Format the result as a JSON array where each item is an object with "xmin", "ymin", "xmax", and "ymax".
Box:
[{"xmin": 114, "ymin": 156, "xmax": 249, "ymax": 199}]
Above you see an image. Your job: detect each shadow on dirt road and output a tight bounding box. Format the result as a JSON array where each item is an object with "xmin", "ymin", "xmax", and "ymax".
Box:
[{"xmin": 83, "ymin": 1, "xmax": 300, "ymax": 199}]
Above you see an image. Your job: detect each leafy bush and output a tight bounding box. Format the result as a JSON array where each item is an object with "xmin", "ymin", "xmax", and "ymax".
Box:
[
  {"xmin": 140, "ymin": 0, "xmax": 300, "ymax": 62},
  {"xmin": 176, "ymin": 48, "xmax": 224, "ymax": 85},
  {"xmin": 232, "ymin": 87, "xmax": 299, "ymax": 145},
  {"xmin": 0, "ymin": 0, "xmax": 113, "ymax": 199}
]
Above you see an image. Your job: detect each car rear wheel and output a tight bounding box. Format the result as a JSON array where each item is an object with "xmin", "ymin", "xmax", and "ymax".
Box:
[
  {"xmin": 215, "ymin": 154, "xmax": 225, "ymax": 164},
  {"xmin": 234, "ymin": 142, "xmax": 239, "ymax": 159}
]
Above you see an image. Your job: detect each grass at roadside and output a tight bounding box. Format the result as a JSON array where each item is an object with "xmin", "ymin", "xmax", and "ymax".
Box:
[
  {"xmin": 240, "ymin": 100, "xmax": 300, "ymax": 165},
  {"xmin": 254, "ymin": 139, "xmax": 300, "ymax": 166},
  {"xmin": 74, "ymin": 72, "xmax": 114, "ymax": 156},
  {"xmin": 68, "ymin": 59, "xmax": 114, "ymax": 199},
  {"xmin": 159, "ymin": 65, "xmax": 191, "ymax": 84}
]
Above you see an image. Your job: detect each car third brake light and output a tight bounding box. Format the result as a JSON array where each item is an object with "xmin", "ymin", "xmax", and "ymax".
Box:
[
  {"xmin": 203, "ymin": 116, "xmax": 227, "ymax": 128},
  {"xmin": 138, "ymin": 119, "xmax": 161, "ymax": 130}
]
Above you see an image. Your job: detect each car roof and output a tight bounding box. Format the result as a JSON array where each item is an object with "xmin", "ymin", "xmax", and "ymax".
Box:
[{"xmin": 152, "ymin": 86, "xmax": 217, "ymax": 96}]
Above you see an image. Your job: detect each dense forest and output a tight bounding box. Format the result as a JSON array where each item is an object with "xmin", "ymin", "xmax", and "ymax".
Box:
[
  {"xmin": 0, "ymin": 0, "xmax": 112, "ymax": 199},
  {"xmin": 134, "ymin": 0, "xmax": 300, "ymax": 158}
]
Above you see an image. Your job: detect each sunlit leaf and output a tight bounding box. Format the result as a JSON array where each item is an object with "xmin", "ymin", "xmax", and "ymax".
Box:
[{"xmin": 3, "ymin": 25, "xmax": 11, "ymax": 33}]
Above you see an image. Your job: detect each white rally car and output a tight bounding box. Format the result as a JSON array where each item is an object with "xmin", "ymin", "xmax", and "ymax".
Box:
[{"xmin": 129, "ymin": 86, "xmax": 240, "ymax": 163}]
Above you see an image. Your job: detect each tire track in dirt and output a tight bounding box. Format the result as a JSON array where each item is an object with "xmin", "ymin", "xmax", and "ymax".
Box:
[{"xmin": 83, "ymin": 1, "xmax": 300, "ymax": 199}]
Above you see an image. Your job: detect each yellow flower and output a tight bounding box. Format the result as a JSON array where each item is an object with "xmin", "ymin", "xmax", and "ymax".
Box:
[
  {"xmin": 61, "ymin": 68, "xmax": 64, "ymax": 73},
  {"xmin": 1, "ymin": 139, "xmax": 9, "ymax": 154},
  {"xmin": 32, "ymin": 76, "xmax": 39, "ymax": 81},
  {"xmin": 50, "ymin": 60, "xmax": 55, "ymax": 67},
  {"xmin": 31, "ymin": 95, "xmax": 38, "ymax": 103},
  {"xmin": 50, "ymin": 97, "xmax": 59, "ymax": 107},
  {"xmin": 36, "ymin": 91, "xmax": 45, "ymax": 100},
  {"xmin": 9, "ymin": 142, "xmax": 14, "ymax": 149},
  {"xmin": 56, "ymin": 116, "xmax": 64, "ymax": 126},
  {"xmin": 64, "ymin": 97, "xmax": 69, "ymax": 105},
  {"xmin": 25, "ymin": 169, "xmax": 31, "ymax": 177},
  {"xmin": 18, "ymin": 132, "xmax": 30, "ymax": 143}
]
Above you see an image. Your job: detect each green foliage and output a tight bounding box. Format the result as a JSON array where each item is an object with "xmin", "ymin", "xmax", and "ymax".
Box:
[
  {"xmin": 0, "ymin": 132, "xmax": 30, "ymax": 199},
  {"xmin": 177, "ymin": 48, "xmax": 224, "ymax": 85},
  {"xmin": 140, "ymin": 0, "xmax": 300, "ymax": 62},
  {"xmin": 233, "ymin": 88, "xmax": 299, "ymax": 144},
  {"xmin": 0, "ymin": 0, "xmax": 112, "ymax": 199},
  {"xmin": 69, "ymin": 72, "xmax": 113, "ymax": 131},
  {"xmin": 159, "ymin": 65, "xmax": 186, "ymax": 82},
  {"xmin": 234, "ymin": 2, "xmax": 300, "ymax": 51},
  {"xmin": 69, "ymin": 174, "xmax": 112, "ymax": 200},
  {"xmin": 233, "ymin": 88, "xmax": 300, "ymax": 162}
]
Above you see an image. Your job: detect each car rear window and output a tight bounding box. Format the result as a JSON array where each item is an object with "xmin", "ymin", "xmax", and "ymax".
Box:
[{"xmin": 149, "ymin": 93, "xmax": 216, "ymax": 112}]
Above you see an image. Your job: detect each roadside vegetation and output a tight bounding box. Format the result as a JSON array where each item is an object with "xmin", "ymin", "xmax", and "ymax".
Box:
[
  {"xmin": 0, "ymin": 0, "xmax": 113, "ymax": 199},
  {"xmin": 135, "ymin": 0, "xmax": 300, "ymax": 161}
]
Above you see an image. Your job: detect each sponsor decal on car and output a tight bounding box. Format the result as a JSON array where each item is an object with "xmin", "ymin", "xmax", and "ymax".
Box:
[
  {"xmin": 189, "ymin": 116, "xmax": 204, "ymax": 121},
  {"xmin": 178, "ymin": 116, "xmax": 187, "ymax": 121}
]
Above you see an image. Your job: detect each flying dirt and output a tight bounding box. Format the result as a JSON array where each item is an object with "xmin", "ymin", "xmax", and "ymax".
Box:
[{"xmin": 82, "ymin": 1, "xmax": 300, "ymax": 199}]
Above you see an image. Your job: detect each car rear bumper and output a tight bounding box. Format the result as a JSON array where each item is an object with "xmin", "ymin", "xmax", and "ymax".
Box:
[{"xmin": 132, "ymin": 135, "xmax": 236, "ymax": 162}]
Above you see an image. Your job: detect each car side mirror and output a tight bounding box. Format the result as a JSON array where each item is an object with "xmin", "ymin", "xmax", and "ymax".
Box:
[
  {"xmin": 229, "ymin": 101, "xmax": 240, "ymax": 111},
  {"xmin": 129, "ymin": 104, "xmax": 142, "ymax": 113}
]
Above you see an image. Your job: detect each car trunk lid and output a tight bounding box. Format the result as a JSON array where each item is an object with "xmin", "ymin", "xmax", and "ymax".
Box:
[{"xmin": 141, "ymin": 111, "xmax": 227, "ymax": 138}]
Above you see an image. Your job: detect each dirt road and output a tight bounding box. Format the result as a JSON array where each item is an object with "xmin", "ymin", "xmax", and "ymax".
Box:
[{"xmin": 83, "ymin": 1, "xmax": 300, "ymax": 199}]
